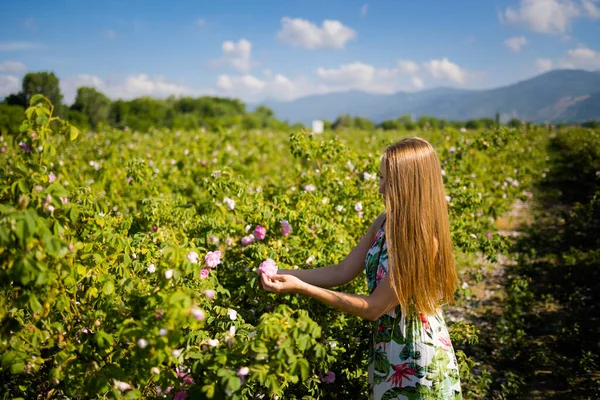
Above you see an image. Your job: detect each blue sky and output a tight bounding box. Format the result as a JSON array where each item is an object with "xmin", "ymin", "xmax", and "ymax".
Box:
[{"xmin": 1, "ymin": 0, "xmax": 599, "ymax": 104}]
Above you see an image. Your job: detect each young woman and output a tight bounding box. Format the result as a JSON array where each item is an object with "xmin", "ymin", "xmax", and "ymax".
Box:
[{"xmin": 260, "ymin": 137, "xmax": 463, "ymax": 399}]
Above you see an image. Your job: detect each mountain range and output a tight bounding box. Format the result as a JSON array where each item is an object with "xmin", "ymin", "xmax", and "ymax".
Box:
[{"xmin": 257, "ymin": 70, "xmax": 600, "ymax": 124}]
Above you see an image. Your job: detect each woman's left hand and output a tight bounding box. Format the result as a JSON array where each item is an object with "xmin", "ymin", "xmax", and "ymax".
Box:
[{"xmin": 261, "ymin": 273, "xmax": 306, "ymax": 294}]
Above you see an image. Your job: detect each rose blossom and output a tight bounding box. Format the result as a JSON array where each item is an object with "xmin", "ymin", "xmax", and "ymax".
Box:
[
  {"xmin": 191, "ymin": 307, "xmax": 205, "ymax": 321},
  {"xmin": 200, "ymin": 269, "xmax": 210, "ymax": 279},
  {"xmin": 241, "ymin": 235, "xmax": 254, "ymax": 246},
  {"xmin": 205, "ymin": 289, "xmax": 216, "ymax": 299},
  {"xmin": 223, "ymin": 197, "xmax": 235, "ymax": 210},
  {"xmin": 227, "ymin": 309, "xmax": 237, "ymax": 320},
  {"xmin": 280, "ymin": 220, "xmax": 292, "ymax": 236},
  {"xmin": 253, "ymin": 225, "xmax": 266, "ymax": 240},
  {"xmin": 258, "ymin": 258, "xmax": 278, "ymax": 276},
  {"xmin": 204, "ymin": 251, "xmax": 222, "ymax": 268},
  {"xmin": 320, "ymin": 371, "xmax": 335, "ymax": 383},
  {"xmin": 48, "ymin": 172, "xmax": 56, "ymax": 183},
  {"xmin": 187, "ymin": 251, "xmax": 199, "ymax": 264}
]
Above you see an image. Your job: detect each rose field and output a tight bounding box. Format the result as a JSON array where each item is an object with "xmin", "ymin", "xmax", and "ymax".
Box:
[{"xmin": 1, "ymin": 97, "xmax": 599, "ymax": 399}]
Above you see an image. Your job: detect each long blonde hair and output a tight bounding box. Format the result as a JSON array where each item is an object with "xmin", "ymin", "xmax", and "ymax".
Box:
[{"xmin": 383, "ymin": 137, "xmax": 458, "ymax": 316}]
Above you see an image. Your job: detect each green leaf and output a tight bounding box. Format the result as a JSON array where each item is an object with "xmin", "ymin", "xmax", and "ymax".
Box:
[
  {"xmin": 103, "ymin": 281, "xmax": 114, "ymax": 295},
  {"xmin": 70, "ymin": 125, "xmax": 79, "ymax": 141},
  {"xmin": 30, "ymin": 94, "xmax": 45, "ymax": 106},
  {"xmin": 29, "ymin": 295, "xmax": 42, "ymax": 313},
  {"xmin": 227, "ymin": 376, "xmax": 241, "ymax": 392},
  {"xmin": 201, "ymin": 384, "xmax": 215, "ymax": 398},
  {"xmin": 10, "ymin": 361, "xmax": 25, "ymax": 374}
]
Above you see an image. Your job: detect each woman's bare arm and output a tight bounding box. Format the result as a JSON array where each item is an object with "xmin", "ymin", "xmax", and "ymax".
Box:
[
  {"xmin": 263, "ymin": 268, "xmax": 398, "ymax": 321},
  {"xmin": 277, "ymin": 213, "xmax": 385, "ymax": 288}
]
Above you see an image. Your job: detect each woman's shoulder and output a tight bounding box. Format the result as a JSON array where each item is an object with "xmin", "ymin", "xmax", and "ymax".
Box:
[{"xmin": 367, "ymin": 212, "xmax": 387, "ymax": 242}]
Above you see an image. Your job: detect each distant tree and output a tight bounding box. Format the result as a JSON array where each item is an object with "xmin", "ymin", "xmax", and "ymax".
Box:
[
  {"xmin": 71, "ymin": 87, "xmax": 111, "ymax": 129},
  {"xmin": 465, "ymin": 120, "xmax": 481, "ymax": 130},
  {"xmin": 507, "ymin": 118, "xmax": 522, "ymax": 128},
  {"xmin": 379, "ymin": 119, "xmax": 402, "ymax": 130},
  {"xmin": 4, "ymin": 93, "xmax": 26, "ymax": 107},
  {"xmin": 66, "ymin": 109, "xmax": 91, "ymax": 131},
  {"xmin": 332, "ymin": 114, "xmax": 353, "ymax": 130},
  {"xmin": 353, "ymin": 116, "xmax": 375, "ymax": 131},
  {"xmin": 254, "ymin": 105, "xmax": 274, "ymax": 118},
  {"xmin": 322, "ymin": 120, "xmax": 333, "ymax": 131},
  {"xmin": 581, "ymin": 120, "xmax": 599, "ymax": 129},
  {"xmin": 479, "ymin": 118, "xmax": 496, "ymax": 129},
  {"xmin": 109, "ymin": 100, "xmax": 131, "ymax": 128},
  {"xmin": 0, "ymin": 103, "xmax": 24, "ymax": 135},
  {"xmin": 22, "ymin": 72, "xmax": 64, "ymax": 112}
]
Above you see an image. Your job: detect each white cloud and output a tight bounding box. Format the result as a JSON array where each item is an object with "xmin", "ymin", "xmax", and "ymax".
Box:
[
  {"xmin": 277, "ymin": 17, "xmax": 356, "ymax": 49},
  {"xmin": 536, "ymin": 45, "xmax": 600, "ymax": 72},
  {"xmin": 0, "ymin": 61, "xmax": 27, "ymax": 73},
  {"xmin": 500, "ymin": 0, "xmax": 600, "ymax": 34},
  {"xmin": 0, "ymin": 75, "xmax": 20, "ymax": 99},
  {"xmin": 196, "ymin": 18, "xmax": 206, "ymax": 26},
  {"xmin": 0, "ymin": 41, "xmax": 41, "ymax": 51},
  {"xmin": 211, "ymin": 39, "xmax": 253, "ymax": 73},
  {"xmin": 104, "ymin": 29, "xmax": 117, "ymax": 39},
  {"xmin": 361, "ymin": 4, "xmax": 369, "ymax": 16},
  {"xmin": 537, "ymin": 58, "xmax": 554, "ymax": 72},
  {"xmin": 316, "ymin": 62, "xmax": 375, "ymax": 85},
  {"xmin": 411, "ymin": 76, "xmax": 424, "ymax": 90},
  {"xmin": 564, "ymin": 46, "xmax": 600, "ymax": 68},
  {"xmin": 316, "ymin": 62, "xmax": 411, "ymax": 93},
  {"xmin": 214, "ymin": 57, "xmax": 482, "ymax": 102},
  {"xmin": 396, "ymin": 59, "xmax": 420, "ymax": 75},
  {"xmin": 423, "ymin": 58, "xmax": 467, "ymax": 84},
  {"xmin": 581, "ymin": 0, "xmax": 600, "ymax": 17},
  {"xmin": 216, "ymin": 73, "xmax": 319, "ymax": 102},
  {"xmin": 61, "ymin": 74, "xmax": 197, "ymax": 104},
  {"xmin": 500, "ymin": 0, "xmax": 579, "ymax": 34},
  {"xmin": 504, "ymin": 36, "xmax": 528, "ymax": 52}
]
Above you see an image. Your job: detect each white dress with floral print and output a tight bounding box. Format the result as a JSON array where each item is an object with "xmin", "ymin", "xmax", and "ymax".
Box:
[{"xmin": 365, "ymin": 224, "xmax": 463, "ymax": 400}]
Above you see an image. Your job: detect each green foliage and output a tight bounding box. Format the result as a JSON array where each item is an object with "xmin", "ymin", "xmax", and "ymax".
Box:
[
  {"xmin": 71, "ymin": 86, "xmax": 111, "ymax": 129},
  {"xmin": 21, "ymin": 72, "xmax": 64, "ymax": 115},
  {"xmin": 0, "ymin": 95, "xmax": 561, "ymax": 399},
  {"xmin": 0, "ymin": 103, "xmax": 24, "ymax": 135}
]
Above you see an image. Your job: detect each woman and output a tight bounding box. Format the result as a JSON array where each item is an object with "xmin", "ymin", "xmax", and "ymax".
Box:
[{"xmin": 260, "ymin": 137, "xmax": 463, "ymax": 399}]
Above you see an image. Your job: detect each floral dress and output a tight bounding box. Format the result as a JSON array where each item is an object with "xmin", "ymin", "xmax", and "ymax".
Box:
[{"xmin": 365, "ymin": 223, "xmax": 463, "ymax": 400}]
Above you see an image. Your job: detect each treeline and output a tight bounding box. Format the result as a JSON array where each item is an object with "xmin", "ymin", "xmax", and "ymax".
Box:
[
  {"xmin": 323, "ymin": 113, "xmax": 600, "ymax": 131},
  {"xmin": 0, "ymin": 72, "xmax": 300, "ymax": 135},
  {"xmin": 1, "ymin": 71, "xmax": 599, "ymax": 135}
]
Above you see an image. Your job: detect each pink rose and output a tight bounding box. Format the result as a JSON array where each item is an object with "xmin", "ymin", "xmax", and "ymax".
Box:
[
  {"xmin": 204, "ymin": 289, "xmax": 216, "ymax": 300},
  {"xmin": 258, "ymin": 258, "xmax": 278, "ymax": 276},
  {"xmin": 280, "ymin": 220, "xmax": 292, "ymax": 236},
  {"xmin": 253, "ymin": 225, "xmax": 266, "ymax": 240},
  {"xmin": 204, "ymin": 251, "xmax": 222, "ymax": 268},
  {"xmin": 320, "ymin": 371, "xmax": 335, "ymax": 383},
  {"xmin": 241, "ymin": 235, "xmax": 254, "ymax": 246},
  {"xmin": 174, "ymin": 391, "xmax": 188, "ymax": 400},
  {"xmin": 191, "ymin": 308, "xmax": 205, "ymax": 321},
  {"xmin": 200, "ymin": 269, "xmax": 210, "ymax": 279},
  {"xmin": 208, "ymin": 236, "xmax": 219, "ymax": 245},
  {"xmin": 48, "ymin": 172, "xmax": 56, "ymax": 183}
]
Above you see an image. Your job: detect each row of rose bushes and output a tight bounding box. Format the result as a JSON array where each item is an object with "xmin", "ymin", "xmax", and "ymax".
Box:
[{"xmin": 0, "ymin": 96, "xmax": 548, "ymax": 399}]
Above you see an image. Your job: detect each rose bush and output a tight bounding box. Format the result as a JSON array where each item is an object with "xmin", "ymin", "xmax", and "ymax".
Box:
[{"xmin": 0, "ymin": 96, "xmax": 549, "ymax": 398}]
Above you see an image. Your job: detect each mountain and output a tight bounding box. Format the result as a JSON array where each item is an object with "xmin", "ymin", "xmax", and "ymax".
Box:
[{"xmin": 258, "ymin": 70, "xmax": 600, "ymax": 124}]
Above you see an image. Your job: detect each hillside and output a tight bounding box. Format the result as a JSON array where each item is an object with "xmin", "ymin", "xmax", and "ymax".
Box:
[{"xmin": 260, "ymin": 69, "xmax": 600, "ymax": 124}]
